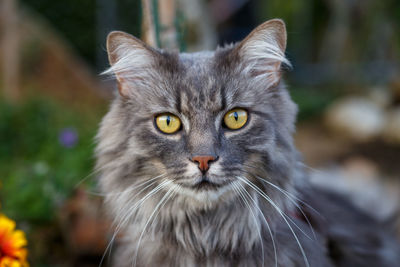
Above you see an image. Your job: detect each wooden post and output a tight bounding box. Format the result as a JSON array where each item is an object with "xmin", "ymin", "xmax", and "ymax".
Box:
[
  {"xmin": 1, "ymin": 0, "xmax": 20, "ymax": 102},
  {"xmin": 141, "ymin": 0, "xmax": 157, "ymax": 47},
  {"xmin": 175, "ymin": 0, "xmax": 216, "ymax": 51},
  {"xmin": 159, "ymin": 0, "xmax": 178, "ymax": 49}
]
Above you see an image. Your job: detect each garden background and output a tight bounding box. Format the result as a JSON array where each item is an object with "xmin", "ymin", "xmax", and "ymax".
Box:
[{"xmin": 1, "ymin": 0, "xmax": 400, "ymax": 266}]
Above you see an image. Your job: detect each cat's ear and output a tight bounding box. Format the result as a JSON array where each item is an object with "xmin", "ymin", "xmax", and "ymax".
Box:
[
  {"xmin": 103, "ymin": 31, "xmax": 159, "ymax": 97},
  {"xmin": 235, "ymin": 19, "xmax": 290, "ymax": 87}
]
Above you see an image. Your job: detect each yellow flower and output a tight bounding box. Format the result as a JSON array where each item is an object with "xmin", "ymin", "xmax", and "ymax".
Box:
[{"xmin": 0, "ymin": 214, "xmax": 29, "ymax": 267}]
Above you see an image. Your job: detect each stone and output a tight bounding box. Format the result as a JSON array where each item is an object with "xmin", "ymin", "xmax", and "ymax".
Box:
[
  {"xmin": 382, "ymin": 107, "xmax": 400, "ymax": 144},
  {"xmin": 309, "ymin": 156, "xmax": 400, "ymax": 221},
  {"xmin": 368, "ymin": 87, "xmax": 391, "ymax": 108},
  {"xmin": 325, "ymin": 97, "xmax": 385, "ymax": 142}
]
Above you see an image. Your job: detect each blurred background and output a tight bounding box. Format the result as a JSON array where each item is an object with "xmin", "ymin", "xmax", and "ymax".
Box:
[{"xmin": 0, "ymin": 0, "xmax": 399, "ymax": 266}]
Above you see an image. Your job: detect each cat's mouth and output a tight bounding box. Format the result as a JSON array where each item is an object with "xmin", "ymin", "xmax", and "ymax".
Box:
[
  {"xmin": 188, "ymin": 177, "xmax": 229, "ymax": 191},
  {"xmin": 192, "ymin": 180, "xmax": 220, "ymax": 191},
  {"xmin": 176, "ymin": 176, "xmax": 229, "ymax": 191}
]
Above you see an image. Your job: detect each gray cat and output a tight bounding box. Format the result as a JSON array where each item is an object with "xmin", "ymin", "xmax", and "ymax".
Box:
[{"xmin": 96, "ymin": 19, "xmax": 400, "ymax": 266}]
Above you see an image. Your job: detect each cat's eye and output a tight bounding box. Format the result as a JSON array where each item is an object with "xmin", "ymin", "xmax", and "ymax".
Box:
[
  {"xmin": 223, "ymin": 108, "xmax": 248, "ymax": 130},
  {"xmin": 155, "ymin": 113, "xmax": 181, "ymax": 134}
]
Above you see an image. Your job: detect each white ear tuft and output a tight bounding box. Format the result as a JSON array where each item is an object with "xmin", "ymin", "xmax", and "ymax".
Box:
[
  {"xmin": 102, "ymin": 31, "xmax": 158, "ymax": 96},
  {"xmin": 237, "ymin": 19, "xmax": 290, "ymax": 86}
]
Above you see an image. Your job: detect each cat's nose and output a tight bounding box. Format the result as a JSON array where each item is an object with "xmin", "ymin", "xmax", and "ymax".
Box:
[{"xmin": 191, "ymin": 155, "xmax": 218, "ymax": 173}]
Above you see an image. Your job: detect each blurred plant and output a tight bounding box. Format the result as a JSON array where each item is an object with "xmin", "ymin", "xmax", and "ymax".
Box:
[
  {"xmin": 21, "ymin": 0, "xmax": 142, "ymax": 69},
  {"xmin": 0, "ymin": 97, "xmax": 103, "ymax": 222},
  {"xmin": 289, "ymin": 86, "xmax": 339, "ymax": 120},
  {"xmin": 58, "ymin": 128, "xmax": 78, "ymax": 148},
  {"xmin": 0, "ymin": 214, "xmax": 29, "ymax": 267}
]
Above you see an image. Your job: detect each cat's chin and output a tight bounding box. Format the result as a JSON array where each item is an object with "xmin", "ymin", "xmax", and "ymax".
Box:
[
  {"xmin": 170, "ymin": 179, "xmax": 239, "ymax": 204},
  {"xmin": 187, "ymin": 178, "xmax": 231, "ymax": 191}
]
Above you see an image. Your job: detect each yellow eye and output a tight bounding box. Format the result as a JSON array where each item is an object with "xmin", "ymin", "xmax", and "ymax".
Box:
[
  {"xmin": 155, "ymin": 113, "xmax": 181, "ymax": 134},
  {"xmin": 223, "ymin": 108, "xmax": 248, "ymax": 130}
]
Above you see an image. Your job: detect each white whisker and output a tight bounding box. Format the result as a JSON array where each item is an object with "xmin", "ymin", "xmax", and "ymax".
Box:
[
  {"xmin": 299, "ymin": 162, "xmax": 325, "ymax": 174},
  {"xmin": 239, "ymin": 170, "xmax": 313, "ymax": 240},
  {"xmin": 236, "ymin": 176, "xmax": 310, "ymax": 267},
  {"xmin": 74, "ymin": 164, "xmax": 109, "ymax": 189},
  {"xmin": 242, "ymin": 164, "xmax": 323, "ymax": 219},
  {"xmin": 99, "ymin": 177, "xmax": 169, "ymax": 267},
  {"xmin": 256, "ymin": 176, "xmax": 317, "ymax": 240},
  {"xmin": 133, "ymin": 184, "xmax": 177, "ymax": 267},
  {"xmin": 112, "ymin": 175, "xmax": 167, "ymax": 220},
  {"xmin": 236, "ymin": 182, "xmax": 278, "ymax": 267},
  {"xmin": 231, "ymin": 182, "xmax": 265, "ymax": 267}
]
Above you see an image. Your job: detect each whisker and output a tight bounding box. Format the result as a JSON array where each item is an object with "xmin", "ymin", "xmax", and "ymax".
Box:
[
  {"xmin": 83, "ymin": 190, "xmax": 109, "ymax": 197},
  {"xmin": 133, "ymin": 183, "xmax": 178, "ymax": 267},
  {"xmin": 236, "ymin": 176, "xmax": 310, "ymax": 267},
  {"xmin": 84, "ymin": 173, "xmax": 166, "ymax": 197},
  {"xmin": 231, "ymin": 182, "xmax": 265, "ymax": 267},
  {"xmin": 102, "ymin": 175, "xmax": 167, "ymax": 264},
  {"xmin": 74, "ymin": 164, "xmax": 109, "ymax": 189},
  {"xmin": 99, "ymin": 178, "xmax": 170, "ymax": 267},
  {"xmin": 236, "ymin": 182, "xmax": 278, "ymax": 267},
  {"xmin": 298, "ymin": 162, "xmax": 326, "ymax": 175},
  {"xmin": 238, "ymin": 171, "xmax": 313, "ymax": 240},
  {"xmin": 255, "ymin": 176, "xmax": 317, "ymax": 240},
  {"xmin": 149, "ymin": 184, "xmax": 179, "ymax": 230},
  {"xmin": 242, "ymin": 164, "xmax": 323, "ymax": 219},
  {"xmin": 112, "ymin": 175, "xmax": 166, "ymax": 219},
  {"xmin": 113, "ymin": 179, "xmax": 171, "ymax": 239}
]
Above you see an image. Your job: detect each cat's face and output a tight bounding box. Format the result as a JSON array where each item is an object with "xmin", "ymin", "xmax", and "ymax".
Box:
[{"xmin": 97, "ymin": 19, "xmax": 297, "ymax": 211}]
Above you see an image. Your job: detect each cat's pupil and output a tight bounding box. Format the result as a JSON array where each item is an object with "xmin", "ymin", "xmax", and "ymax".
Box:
[
  {"xmin": 234, "ymin": 112, "xmax": 238, "ymax": 121},
  {"xmin": 166, "ymin": 115, "xmax": 171, "ymax": 126}
]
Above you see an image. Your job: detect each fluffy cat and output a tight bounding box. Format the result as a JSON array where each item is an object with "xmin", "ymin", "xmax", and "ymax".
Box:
[{"xmin": 96, "ymin": 19, "xmax": 400, "ymax": 266}]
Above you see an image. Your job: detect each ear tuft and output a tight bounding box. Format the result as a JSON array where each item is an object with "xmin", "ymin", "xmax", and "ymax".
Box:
[
  {"xmin": 236, "ymin": 19, "xmax": 290, "ymax": 86},
  {"xmin": 102, "ymin": 31, "xmax": 158, "ymax": 96}
]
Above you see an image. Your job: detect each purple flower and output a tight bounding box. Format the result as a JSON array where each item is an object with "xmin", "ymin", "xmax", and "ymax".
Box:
[{"xmin": 59, "ymin": 127, "xmax": 78, "ymax": 148}]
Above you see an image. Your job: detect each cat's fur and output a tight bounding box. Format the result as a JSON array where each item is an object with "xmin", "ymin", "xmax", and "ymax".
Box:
[{"xmin": 96, "ymin": 19, "xmax": 400, "ymax": 266}]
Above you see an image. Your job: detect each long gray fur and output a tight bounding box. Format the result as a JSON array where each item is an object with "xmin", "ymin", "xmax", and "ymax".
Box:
[{"xmin": 96, "ymin": 19, "xmax": 400, "ymax": 267}]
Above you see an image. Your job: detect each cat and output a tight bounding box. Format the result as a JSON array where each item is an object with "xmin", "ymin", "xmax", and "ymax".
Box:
[{"xmin": 96, "ymin": 19, "xmax": 400, "ymax": 266}]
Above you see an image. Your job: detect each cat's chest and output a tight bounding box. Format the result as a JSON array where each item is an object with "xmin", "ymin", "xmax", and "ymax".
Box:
[
  {"xmin": 119, "ymin": 234, "xmax": 307, "ymax": 267},
  {"xmin": 117, "ymin": 207, "xmax": 331, "ymax": 267}
]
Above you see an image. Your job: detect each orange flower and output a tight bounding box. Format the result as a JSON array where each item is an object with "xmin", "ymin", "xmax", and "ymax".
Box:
[{"xmin": 0, "ymin": 214, "xmax": 29, "ymax": 267}]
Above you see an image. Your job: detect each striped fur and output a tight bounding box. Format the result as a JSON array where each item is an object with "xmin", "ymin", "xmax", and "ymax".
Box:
[{"xmin": 96, "ymin": 19, "xmax": 400, "ymax": 267}]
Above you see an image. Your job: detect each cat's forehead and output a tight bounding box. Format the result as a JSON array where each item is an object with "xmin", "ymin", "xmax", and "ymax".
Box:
[
  {"xmin": 171, "ymin": 51, "xmax": 226, "ymax": 112},
  {"xmin": 179, "ymin": 51, "xmax": 215, "ymax": 64},
  {"xmin": 178, "ymin": 51, "xmax": 216, "ymax": 81}
]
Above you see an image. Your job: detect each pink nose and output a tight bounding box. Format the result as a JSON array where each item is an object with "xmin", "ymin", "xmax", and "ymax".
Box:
[{"xmin": 191, "ymin": 155, "xmax": 217, "ymax": 173}]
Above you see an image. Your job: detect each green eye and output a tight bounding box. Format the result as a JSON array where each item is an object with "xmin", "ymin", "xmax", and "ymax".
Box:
[
  {"xmin": 224, "ymin": 108, "xmax": 248, "ymax": 130},
  {"xmin": 155, "ymin": 113, "xmax": 181, "ymax": 134}
]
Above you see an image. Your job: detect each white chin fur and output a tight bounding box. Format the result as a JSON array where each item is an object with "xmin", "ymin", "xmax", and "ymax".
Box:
[{"xmin": 166, "ymin": 180, "xmax": 240, "ymax": 205}]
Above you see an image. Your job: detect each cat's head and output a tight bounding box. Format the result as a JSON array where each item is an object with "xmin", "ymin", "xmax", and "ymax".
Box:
[{"xmin": 97, "ymin": 19, "xmax": 298, "ymax": 214}]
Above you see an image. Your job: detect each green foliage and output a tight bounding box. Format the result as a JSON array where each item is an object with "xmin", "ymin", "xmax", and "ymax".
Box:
[
  {"xmin": 0, "ymin": 97, "xmax": 102, "ymax": 223},
  {"xmin": 21, "ymin": 0, "xmax": 142, "ymax": 67},
  {"xmin": 289, "ymin": 86, "xmax": 338, "ymax": 121},
  {"xmin": 21, "ymin": 0, "xmax": 97, "ymax": 64}
]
